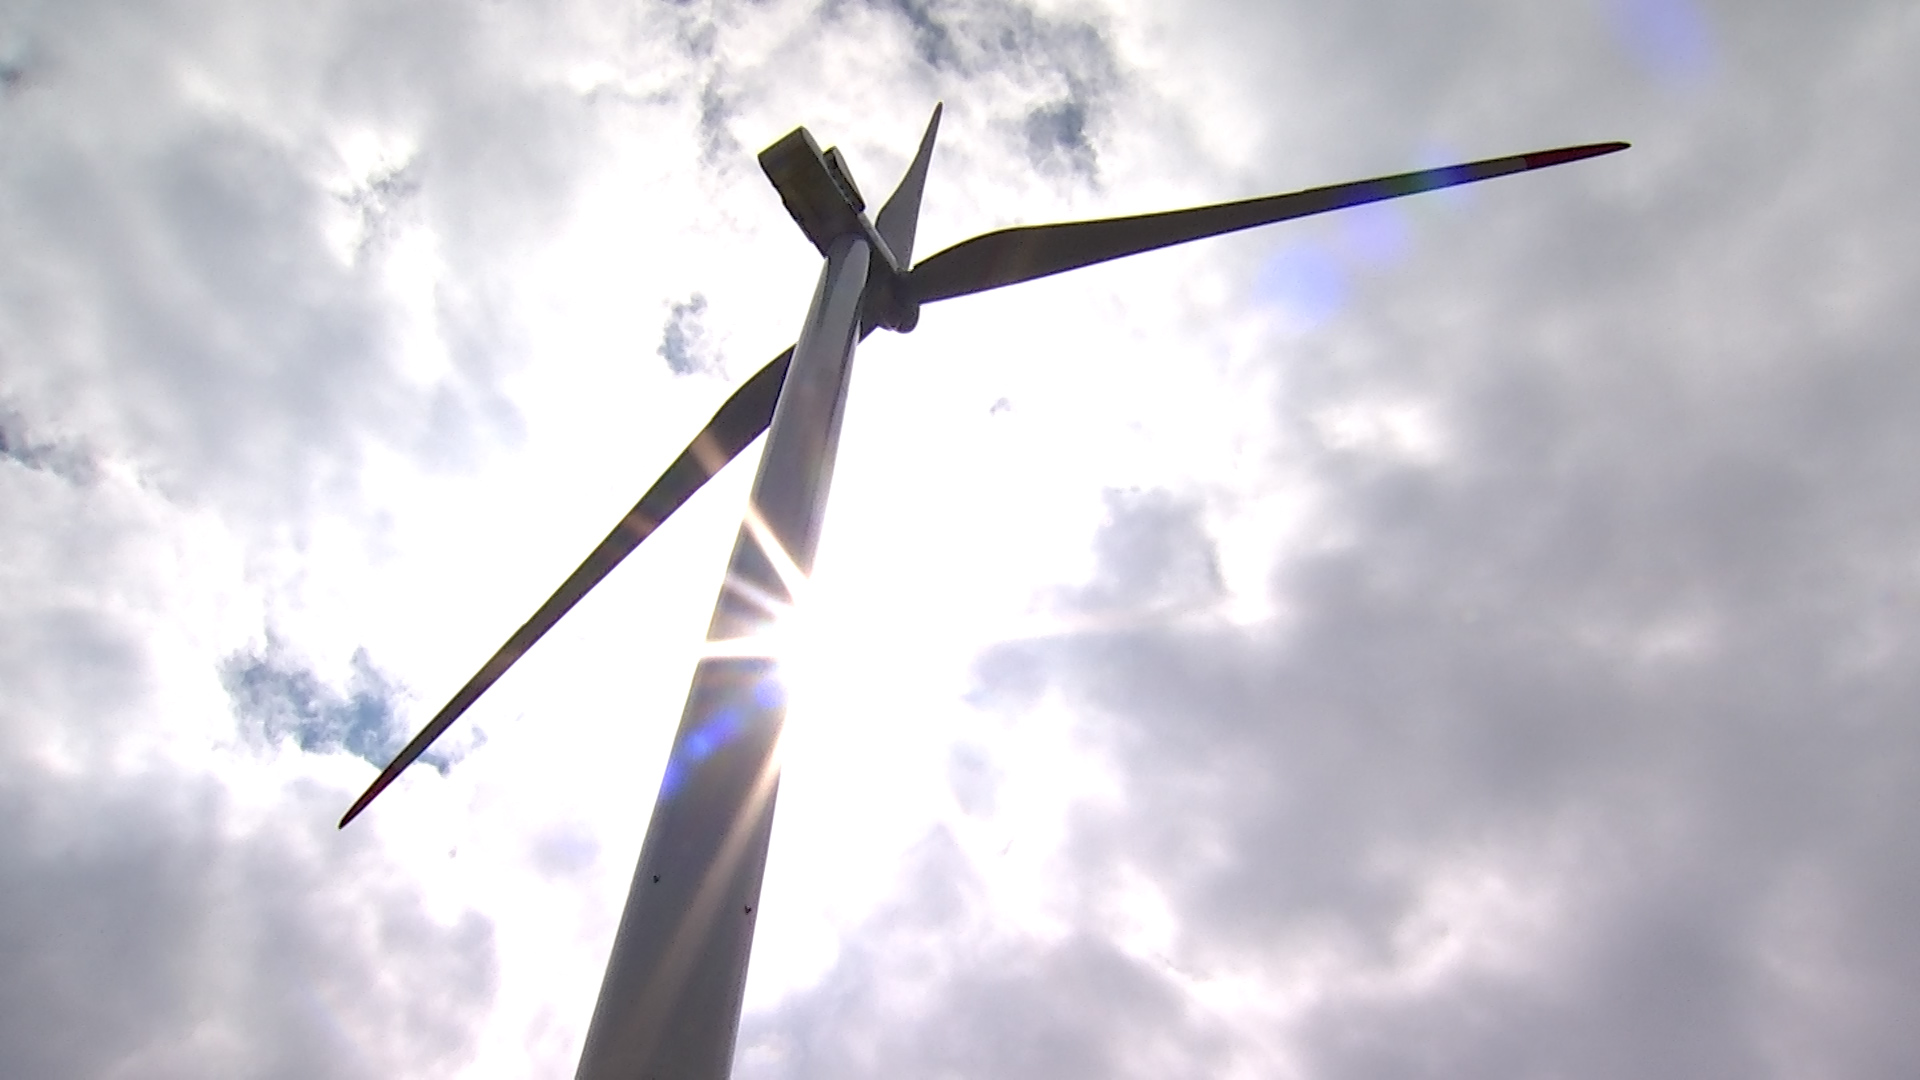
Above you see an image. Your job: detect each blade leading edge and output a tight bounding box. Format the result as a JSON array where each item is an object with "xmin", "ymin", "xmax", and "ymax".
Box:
[
  {"xmin": 907, "ymin": 142, "xmax": 1628, "ymax": 305},
  {"xmin": 873, "ymin": 103, "xmax": 942, "ymax": 267},
  {"xmin": 339, "ymin": 347, "xmax": 795, "ymax": 828}
]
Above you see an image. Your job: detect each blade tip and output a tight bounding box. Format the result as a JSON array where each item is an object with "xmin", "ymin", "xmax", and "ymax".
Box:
[
  {"xmin": 1523, "ymin": 142, "xmax": 1632, "ymax": 169},
  {"xmin": 339, "ymin": 775, "xmax": 392, "ymax": 829}
]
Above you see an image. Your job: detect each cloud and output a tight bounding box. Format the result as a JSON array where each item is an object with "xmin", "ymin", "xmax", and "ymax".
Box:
[
  {"xmin": 698, "ymin": 82, "xmax": 745, "ymax": 167},
  {"xmin": 0, "ymin": 407, "xmax": 99, "ymax": 485},
  {"xmin": 0, "ymin": 0, "xmax": 616, "ymax": 524},
  {"xmin": 856, "ymin": 0, "xmax": 1123, "ymax": 182},
  {"xmin": 10, "ymin": 0, "xmax": 1920, "ymax": 1076},
  {"xmin": 1023, "ymin": 99, "xmax": 1097, "ymax": 179},
  {"xmin": 748, "ymin": 365, "xmax": 1920, "ymax": 1073},
  {"xmin": 721, "ymin": 2, "xmax": 1920, "ymax": 1078},
  {"xmin": 737, "ymin": 830, "xmax": 1234, "ymax": 1080},
  {"xmin": 0, "ymin": 462, "xmax": 498, "ymax": 1078},
  {"xmin": 0, "ymin": 769, "xmax": 497, "ymax": 1080}
]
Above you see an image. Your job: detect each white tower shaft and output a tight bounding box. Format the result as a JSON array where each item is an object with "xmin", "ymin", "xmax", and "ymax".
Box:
[{"xmin": 574, "ymin": 234, "xmax": 873, "ymax": 1080}]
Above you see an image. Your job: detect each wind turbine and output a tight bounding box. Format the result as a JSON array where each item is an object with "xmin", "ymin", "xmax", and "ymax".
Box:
[{"xmin": 339, "ymin": 104, "xmax": 1625, "ymax": 1079}]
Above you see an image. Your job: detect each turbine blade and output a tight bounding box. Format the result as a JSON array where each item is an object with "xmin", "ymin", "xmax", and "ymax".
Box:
[
  {"xmin": 907, "ymin": 141, "xmax": 1628, "ymax": 304},
  {"xmin": 874, "ymin": 103, "xmax": 943, "ymax": 267},
  {"xmin": 338, "ymin": 346, "xmax": 795, "ymax": 828}
]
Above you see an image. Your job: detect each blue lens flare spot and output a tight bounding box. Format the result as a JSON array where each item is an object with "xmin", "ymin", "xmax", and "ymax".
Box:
[
  {"xmin": 753, "ymin": 675, "xmax": 786, "ymax": 710},
  {"xmin": 684, "ymin": 728, "xmax": 714, "ymax": 762},
  {"xmin": 1254, "ymin": 245, "xmax": 1347, "ymax": 328},
  {"xmin": 1338, "ymin": 203, "xmax": 1409, "ymax": 267},
  {"xmin": 658, "ymin": 701, "xmax": 754, "ymax": 800},
  {"xmin": 688, "ymin": 706, "xmax": 743, "ymax": 762},
  {"xmin": 652, "ymin": 662, "xmax": 788, "ymax": 805},
  {"xmin": 1409, "ymin": 148, "xmax": 1477, "ymax": 212},
  {"xmin": 1606, "ymin": 0, "xmax": 1714, "ymax": 83},
  {"xmin": 659, "ymin": 757, "xmax": 687, "ymax": 799}
]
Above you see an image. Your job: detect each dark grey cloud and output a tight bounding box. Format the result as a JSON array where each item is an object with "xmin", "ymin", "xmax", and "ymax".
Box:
[
  {"xmin": 1023, "ymin": 99, "xmax": 1095, "ymax": 179},
  {"xmin": 698, "ymin": 81, "xmax": 744, "ymax": 167},
  {"xmin": 618, "ymin": 1, "xmax": 739, "ymax": 168},
  {"xmin": 12, "ymin": 0, "xmax": 1920, "ymax": 1075},
  {"xmin": 2, "ymin": 1, "xmax": 725, "ymax": 1074},
  {"xmin": 861, "ymin": 0, "xmax": 1112, "ymax": 81},
  {"xmin": 337, "ymin": 159, "xmax": 423, "ymax": 263},
  {"xmin": 752, "ymin": 390, "xmax": 1920, "ymax": 1076},
  {"xmin": 0, "ymin": 0, "xmax": 599, "ymax": 525},
  {"xmin": 0, "ymin": 82, "xmax": 619, "ymax": 1080},
  {"xmin": 0, "ymin": 767, "xmax": 497, "ymax": 1080},
  {"xmin": 865, "ymin": 0, "xmax": 967, "ymax": 71},
  {"xmin": 858, "ymin": 0, "xmax": 1122, "ymax": 181},
  {"xmin": 724, "ymin": 2, "xmax": 1920, "ymax": 1077},
  {"xmin": 0, "ymin": 6, "xmax": 32, "ymax": 96},
  {"xmin": 1, "ymin": 479, "xmax": 496, "ymax": 1079},
  {"xmin": 0, "ymin": 408, "xmax": 97, "ymax": 484}
]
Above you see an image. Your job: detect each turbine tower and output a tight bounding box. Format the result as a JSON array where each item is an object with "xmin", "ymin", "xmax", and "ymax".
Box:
[{"xmin": 339, "ymin": 105, "xmax": 1625, "ymax": 1079}]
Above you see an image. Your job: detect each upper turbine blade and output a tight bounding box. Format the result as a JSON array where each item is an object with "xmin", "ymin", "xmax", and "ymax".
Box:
[
  {"xmin": 907, "ymin": 142, "xmax": 1628, "ymax": 305},
  {"xmin": 338, "ymin": 347, "xmax": 795, "ymax": 828},
  {"xmin": 874, "ymin": 103, "xmax": 943, "ymax": 268}
]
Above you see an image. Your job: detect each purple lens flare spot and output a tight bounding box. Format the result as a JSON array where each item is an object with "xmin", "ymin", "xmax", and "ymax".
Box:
[
  {"xmin": 753, "ymin": 675, "xmax": 786, "ymax": 710},
  {"xmin": 1254, "ymin": 244, "xmax": 1347, "ymax": 328},
  {"xmin": 1606, "ymin": 0, "xmax": 1714, "ymax": 83},
  {"xmin": 1338, "ymin": 203, "xmax": 1411, "ymax": 267},
  {"xmin": 659, "ymin": 699, "xmax": 756, "ymax": 800}
]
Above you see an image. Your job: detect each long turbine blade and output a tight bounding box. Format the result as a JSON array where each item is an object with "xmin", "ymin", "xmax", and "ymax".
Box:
[
  {"xmin": 338, "ymin": 347, "xmax": 795, "ymax": 828},
  {"xmin": 908, "ymin": 142, "xmax": 1628, "ymax": 304},
  {"xmin": 874, "ymin": 103, "xmax": 943, "ymax": 267}
]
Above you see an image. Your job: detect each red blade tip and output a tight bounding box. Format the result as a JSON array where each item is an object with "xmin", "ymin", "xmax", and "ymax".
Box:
[{"xmin": 1522, "ymin": 142, "xmax": 1631, "ymax": 169}]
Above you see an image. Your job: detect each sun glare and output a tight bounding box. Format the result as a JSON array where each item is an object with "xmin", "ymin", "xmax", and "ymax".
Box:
[{"xmin": 721, "ymin": 491, "xmax": 1284, "ymax": 1009}]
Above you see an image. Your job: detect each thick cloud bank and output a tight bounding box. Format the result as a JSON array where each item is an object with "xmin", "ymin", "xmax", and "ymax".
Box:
[
  {"xmin": 1, "ymin": 461, "xmax": 496, "ymax": 1078},
  {"xmin": 738, "ymin": 2, "xmax": 1920, "ymax": 1079},
  {"xmin": 6, "ymin": 0, "xmax": 1918, "ymax": 1077}
]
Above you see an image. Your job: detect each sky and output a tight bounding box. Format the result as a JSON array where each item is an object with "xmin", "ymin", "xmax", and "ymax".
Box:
[{"xmin": 4, "ymin": 0, "xmax": 1918, "ymax": 1076}]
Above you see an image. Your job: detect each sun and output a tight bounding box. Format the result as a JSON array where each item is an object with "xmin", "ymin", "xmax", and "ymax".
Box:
[{"xmin": 721, "ymin": 490, "xmax": 1241, "ymax": 1004}]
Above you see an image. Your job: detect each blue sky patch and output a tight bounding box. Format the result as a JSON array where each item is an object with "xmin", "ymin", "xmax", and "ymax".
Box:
[{"xmin": 221, "ymin": 644, "xmax": 456, "ymax": 773}]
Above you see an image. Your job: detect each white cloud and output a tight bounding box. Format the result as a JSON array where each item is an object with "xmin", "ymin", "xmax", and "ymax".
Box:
[{"xmin": 7, "ymin": 0, "xmax": 1920, "ymax": 1077}]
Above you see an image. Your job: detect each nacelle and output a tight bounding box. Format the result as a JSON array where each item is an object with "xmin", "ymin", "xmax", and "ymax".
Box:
[
  {"xmin": 760, "ymin": 126, "xmax": 920, "ymax": 334},
  {"xmin": 759, "ymin": 127, "xmax": 871, "ymax": 258}
]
